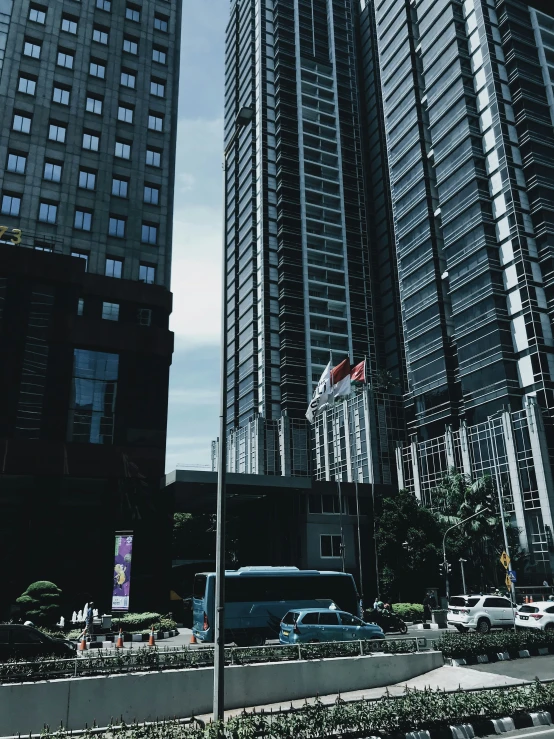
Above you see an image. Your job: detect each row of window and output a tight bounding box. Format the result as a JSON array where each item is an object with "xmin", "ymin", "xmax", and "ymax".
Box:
[
  {"xmin": 29, "ymin": 3, "xmax": 169, "ymax": 34},
  {"xmin": 11, "ymin": 113, "xmax": 163, "ymax": 167},
  {"xmin": 71, "ymin": 253, "xmax": 156, "ymax": 284},
  {"xmin": 78, "ymin": 299, "xmax": 152, "ymax": 327},
  {"xmin": 6, "ymin": 153, "xmax": 160, "ymax": 205},
  {"xmin": 18, "ymin": 67, "xmax": 167, "ymax": 99}
]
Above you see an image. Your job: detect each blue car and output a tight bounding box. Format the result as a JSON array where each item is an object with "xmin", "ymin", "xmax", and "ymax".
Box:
[{"xmin": 279, "ymin": 608, "xmax": 385, "ymax": 644}]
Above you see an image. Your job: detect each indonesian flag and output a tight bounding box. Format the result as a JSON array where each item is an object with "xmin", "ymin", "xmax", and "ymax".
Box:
[
  {"xmin": 351, "ymin": 359, "xmax": 366, "ymax": 387},
  {"xmin": 305, "ymin": 361, "xmax": 332, "ymax": 423},
  {"xmin": 331, "ymin": 358, "xmax": 351, "ymax": 399}
]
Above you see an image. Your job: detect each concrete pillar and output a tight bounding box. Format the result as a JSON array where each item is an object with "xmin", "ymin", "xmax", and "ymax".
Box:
[
  {"xmin": 395, "ymin": 442, "xmax": 405, "ymax": 490},
  {"xmin": 501, "ymin": 410, "xmax": 529, "ymax": 552},
  {"xmin": 344, "ymin": 398, "xmax": 353, "ymax": 483},
  {"xmin": 410, "ymin": 438, "xmax": 422, "ymax": 502},
  {"xmin": 280, "ymin": 414, "xmax": 291, "ymax": 477},
  {"xmin": 254, "ymin": 416, "xmax": 264, "ymax": 475},
  {"xmin": 323, "ymin": 409, "xmax": 330, "ymax": 482},
  {"xmin": 525, "ymin": 398, "xmax": 554, "ymax": 532},
  {"xmin": 363, "ymin": 387, "xmax": 376, "ymax": 485},
  {"xmin": 445, "ymin": 425, "xmax": 456, "ymax": 470},
  {"xmin": 459, "ymin": 420, "xmax": 473, "ymax": 478}
]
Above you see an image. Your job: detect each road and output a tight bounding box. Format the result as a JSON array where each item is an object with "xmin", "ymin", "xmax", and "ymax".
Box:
[{"xmin": 465, "ymin": 654, "xmax": 554, "ymax": 682}]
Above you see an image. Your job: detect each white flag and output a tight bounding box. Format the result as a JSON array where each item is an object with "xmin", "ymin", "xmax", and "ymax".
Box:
[{"xmin": 305, "ymin": 361, "xmax": 331, "ymax": 423}]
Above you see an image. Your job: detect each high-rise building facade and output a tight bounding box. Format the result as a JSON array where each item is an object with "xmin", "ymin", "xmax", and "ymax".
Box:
[
  {"xmin": 365, "ymin": 0, "xmax": 554, "ymax": 573},
  {"xmin": 0, "ymin": 0, "xmax": 181, "ymax": 612},
  {"xmin": 224, "ymin": 0, "xmax": 386, "ymax": 433}
]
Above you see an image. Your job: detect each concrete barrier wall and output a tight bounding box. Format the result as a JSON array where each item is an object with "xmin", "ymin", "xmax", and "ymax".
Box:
[{"xmin": 0, "ymin": 651, "xmax": 443, "ymax": 736}]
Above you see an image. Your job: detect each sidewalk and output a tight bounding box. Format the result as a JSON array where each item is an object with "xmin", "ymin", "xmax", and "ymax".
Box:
[{"xmin": 195, "ymin": 665, "xmax": 526, "ymax": 724}]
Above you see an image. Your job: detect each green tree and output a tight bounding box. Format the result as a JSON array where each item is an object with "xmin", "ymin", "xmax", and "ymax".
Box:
[
  {"xmin": 16, "ymin": 581, "xmax": 62, "ymax": 626},
  {"xmin": 375, "ymin": 489, "xmax": 443, "ymax": 602}
]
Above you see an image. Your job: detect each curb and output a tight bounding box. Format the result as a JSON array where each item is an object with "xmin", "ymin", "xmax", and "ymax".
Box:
[
  {"xmin": 401, "ymin": 710, "xmax": 552, "ymax": 739},
  {"xmin": 446, "ymin": 644, "xmax": 554, "ymax": 666},
  {"xmin": 85, "ymin": 629, "xmax": 179, "ymax": 648}
]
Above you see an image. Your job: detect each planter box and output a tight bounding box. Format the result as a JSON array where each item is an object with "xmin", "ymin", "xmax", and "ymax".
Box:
[{"xmin": 432, "ymin": 610, "xmax": 448, "ymax": 627}]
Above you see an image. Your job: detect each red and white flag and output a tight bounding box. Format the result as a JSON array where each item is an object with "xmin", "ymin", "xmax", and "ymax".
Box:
[
  {"xmin": 350, "ymin": 359, "xmax": 366, "ymax": 387},
  {"xmin": 331, "ymin": 358, "xmax": 351, "ymax": 399}
]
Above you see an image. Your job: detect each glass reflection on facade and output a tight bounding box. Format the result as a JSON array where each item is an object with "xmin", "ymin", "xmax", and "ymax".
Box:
[{"xmin": 68, "ymin": 349, "xmax": 119, "ymax": 444}]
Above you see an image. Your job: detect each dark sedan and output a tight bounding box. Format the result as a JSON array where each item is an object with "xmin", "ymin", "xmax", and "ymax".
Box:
[{"xmin": 0, "ymin": 624, "xmax": 77, "ymax": 661}]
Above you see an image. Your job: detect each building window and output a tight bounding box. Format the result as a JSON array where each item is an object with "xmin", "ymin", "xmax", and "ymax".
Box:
[
  {"xmin": 74, "ymin": 209, "xmax": 92, "ymax": 231},
  {"xmin": 139, "ymin": 263, "xmax": 155, "ymax": 284},
  {"xmin": 79, "ymin": 170, "xmax": 96, "ymax": 190},
  {"xmin": 143, "ymin": 184, "xmax": 159, "ymax": 204},
  {"xmin": 83, "ymin": 132, "xmax": 100, "ymax": 151},
  {"xmin": 120, "ymin": 70, "xmax": 136, "ymax": 88},
  {"xmin": 141, "ymin": 223, "xmax": 157, "ymax": 244},
  {"xmin": 61, "ymin": 16, "xmax": 78, "ymax": 34},
  {"xmin": 86, "ymin": 96, "xmax": 103, "ymax": 114},
  {"xmin": 137, "ymin": 308, "xmax": 152, "ymax": 326},
  {"xmin": 320, "ymin": 534, "xmax": 342, "ymax": 558},
  {"xmin": 150, "ymin": 79, "xmax": 165, "ymax": 97},
  {"xmin": 23, "ymin": 40, "xmax": 41, "ymax": 59},
  {"xmin": 145, "ymin": 149, "xmax": 161, "ymax": 167},
  {"xmin": 102, "ymin": 302, "xmax": 119, "ymax": 321},
  {"xmin": 108, "ymin": 217, "xmax": 126, "ymax": 237},
  {"xmin": 154, "ymin": 14, "xmax": 168, "ymax": 32},
  {"xmin": 93, "ymin": 27, "xmax": 109, "ymax": 44},
  {"xmin": 68, "ymin": 348, "xmax": 119, "ymax": 445},
  {"xmin": 57, "ymin": 50, "xmax": 74, "ymax": 69},
  {"xmin": 126, "ymin": 4, "xmax": 140, "ymax": 22},
  {"xmin": 96, "ymin": 0, "xmax": 111, "ymax": 10},
  {"xmin": 148, "ymin": 113, "xmax": 163, "ymax": 131},
  {"xmin": 105, "ymin": 257, "xmax": 123, "ymax": 278},
  {"xmin": 39, "ymin": 202, "xmax": 57, "ymax": 224},
  {"xmin": 117, "ymin": 105, "xmax": 133, "ymax": 123},
  {"xmin": 13, "ymin": 113, "xmax": 32, "ymax": 134},
  {"xmin": 112, "ymin": 177, "xmax": 128, "ymax": 198},
  {"xmin": 115, "ymin": 141, "xmax": 131, "ymax": 159},
  {"xmin": 77, "ymin": 298, "xmax": 84, "ymax": 316},
  {"xmin": 29, "ymin": 5, "xmax": 47, "ymax": 23},
  {"xmin": 44, "ymin": 161, "xmax": 63, "ymax": 182},
  {"xmin": 71, "ymin": 251, "xmax": 89, "ymax": 270},
  {"xmin": 34, "ymin": 243, "xmax": 52, "ymax": 252},
  {"xmin": 49, "ymin": 123, "xmax": 66, "ymax": 143},
  {"xmin": 90, "ymin": 60, "xmax": 106, "ymax": 78},
  {"xmin": 152, "ymin": 46, "xmax": 167, "ymax": 65},
  {"xmin": 53, "ymin": 86, "xmax": 71, "ymax": 105},
  {"xmin": 18, "ymin": 76, "xmax": 36, "ymax": 96},
  {"xmin": 7, "ymin": 153, "xmax": 26, "ymax": 174},
  {"xmin": 123, "ymin": 37, "xmax": 138, "ymax": 54},
  {"xmin": 1, "ymin": 194, "xmax": 21, "ymax": 217}
]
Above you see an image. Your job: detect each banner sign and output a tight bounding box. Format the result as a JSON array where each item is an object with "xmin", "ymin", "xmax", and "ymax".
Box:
[{"xmin": 112, "ymin": 533, "xmax": 133, "ymax": 611}]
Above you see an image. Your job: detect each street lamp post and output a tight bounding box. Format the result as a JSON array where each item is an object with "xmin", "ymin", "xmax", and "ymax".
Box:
[
  {"xmin": 459, "ymin": 558, "xmax": 467, "ymax": 595},
  {"xmin": 442, "ymin": 508, "xmax": 489, "ymax": 600},
  {"xmin": 214, "ymin": 106, "xmax": 254, "ymax": 726}
]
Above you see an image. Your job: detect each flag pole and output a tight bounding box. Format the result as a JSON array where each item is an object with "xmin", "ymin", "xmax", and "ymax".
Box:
[{"xmin": 330, "ymin": 352, "xmax": 346, "ymax": 573}]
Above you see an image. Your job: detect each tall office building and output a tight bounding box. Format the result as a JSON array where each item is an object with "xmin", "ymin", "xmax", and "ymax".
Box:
[
  {"xmin": 223, "ymin": 0, "xmax": 408, "ymax": 479},
  {"xmin": 365, "ymin": 0, "xmax": 554, "ymax": 572},
  {"xmin": 0, "ymin": 0, "xmax": 181, "ymax": 612}
]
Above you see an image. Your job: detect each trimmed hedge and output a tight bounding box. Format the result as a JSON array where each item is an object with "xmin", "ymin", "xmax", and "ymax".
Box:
[
  {"xmin": 392, "ymin": 603, "xmax": 424, "ymax": 621},
  {"xmin": 112, "ymin": 613, "xmax": 177, "ymax": 633},
  {"xmin": 438, "ymin": 629, "xmax": 554, "ymax": 658},
  {"xmin": 39, "ymin": 680, "xmax": 554, "ymax": 738}
]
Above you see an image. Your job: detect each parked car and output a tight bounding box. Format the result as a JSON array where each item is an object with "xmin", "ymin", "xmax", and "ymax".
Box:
[
  {"xmin": 447, "ymin": 595, "xmax": 515, "ymax": 633},
  {"xmin": 516, "ymin": 602, "xmax": 554, "ymax": 631},
  {"xmin": 279, "ymin": 608, "xmax": 385, "ymax": 644},
  {"xmin": 0, "ymin": 624, "xmax": 77, "ymax": 661}
]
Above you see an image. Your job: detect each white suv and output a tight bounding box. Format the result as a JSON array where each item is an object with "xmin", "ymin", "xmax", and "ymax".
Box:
[
  {"xmin": 448, "ymin": 595, "xmax": 515, "ymax": 633},
  {"xmin": 516, "ymin": 602, "xmax": 554, "ymax": 631}
]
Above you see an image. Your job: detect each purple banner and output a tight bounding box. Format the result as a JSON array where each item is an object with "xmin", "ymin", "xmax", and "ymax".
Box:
[{"xmin": 112, "ymin": 533, "xmax": 133, "ymax": 611}]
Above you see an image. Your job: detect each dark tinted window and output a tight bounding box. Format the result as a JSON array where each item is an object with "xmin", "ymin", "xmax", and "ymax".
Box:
[
  {"xmin": 519, "ymin": 605, "xmax": 539, "ymax": 613},
  {"xmin": 340, "ymin": 613, "xmax": 362, "ymax": 626},
  {"xmin": 449, "ymin": 597, "xmax": 479, "ymax": 608},
  {"xmin": 319, "ymin": 611, "xmax": 339, "ymax": 625},
  {"xmin": 193, "ymin": 574, "xmax": 207, "ymax": 600},
  {"xmin": 13, "ymin": 628, "xmax": 45, "ymax": 644},
  {"xmin": 484, "ymin": 598, "xmax": 510, "ymax": 608},
  {"xmin": 545, "ymin": 606, "xmax": 554, "ymax": 614},
  {"xmin": 282, "ymin": 611, "xmax": 299, "ymax": 625},
  {"xmin": 300, "ymin": 612, "xmax": 319, "ymax": 624}
]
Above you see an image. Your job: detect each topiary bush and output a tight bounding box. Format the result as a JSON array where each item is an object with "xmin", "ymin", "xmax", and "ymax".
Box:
[
  {"xmin": 16, "ymin": 581, "xmax": 62, "ymax": 626},
  {"xmin": 392, "ymin": 603, "xmax": 424, "ymax": 621},
  {"xmin": 112, "ymin": 612, "xmax": 177, "ymax": 633}
]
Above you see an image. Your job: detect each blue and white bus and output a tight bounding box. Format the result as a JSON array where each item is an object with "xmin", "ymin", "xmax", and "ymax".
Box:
[{"xmin": 192, "ymin": 566, "xmax": 360, "ymax": 646}]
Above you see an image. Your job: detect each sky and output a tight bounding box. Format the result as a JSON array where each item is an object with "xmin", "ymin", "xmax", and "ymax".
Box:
[{"xmin": 165, "ymin": 1, "xmax": 230, "ymax": 473}]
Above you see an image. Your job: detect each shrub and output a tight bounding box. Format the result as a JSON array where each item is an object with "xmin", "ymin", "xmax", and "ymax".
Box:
[
  {"xmin": 392, "ymin": 603, "xmax": 424, "ymax": 621},
  {"xmin": 16, "ymin": 581, "xmax": 62, "ymax": 626},
  {"xmin": 438, "ymin": 629, "xmax": 554, "ymax": 658},
  {"xmin": 112, "ymin": 612, "xmax": 177, "ymax": 633}
]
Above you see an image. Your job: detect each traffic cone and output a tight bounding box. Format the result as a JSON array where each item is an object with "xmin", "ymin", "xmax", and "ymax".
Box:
[
  {"xmin": 148, "ymin": 626, "xmax": 156, "ymax": 647},
  {"xmin": 190, "ymin": 633, "xmax": 197, "ymax": 644},
  {"xmin": 116, "ymin": 628, "xmax": 124, "ymax": 649},
  {"xmin": 525, "ymin": 596, "xmax": 528, "ymax": 603},
  {"xmin": 530, "ymin": 595, "xmax": 534, "ymax": 603},
  {"xmin": 79, "ymin": 628, "xmax": 87, "ymax": 651}
]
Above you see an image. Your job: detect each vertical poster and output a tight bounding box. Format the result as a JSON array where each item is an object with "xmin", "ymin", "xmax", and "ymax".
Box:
[{"xmin": 112, "ymin": 532, "xmax": 133, "ymax": 611}]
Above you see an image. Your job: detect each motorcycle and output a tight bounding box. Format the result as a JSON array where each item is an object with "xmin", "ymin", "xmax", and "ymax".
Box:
[{"xmin": 366, "ymin": 609, "xmax": 408, "ymax": 635}]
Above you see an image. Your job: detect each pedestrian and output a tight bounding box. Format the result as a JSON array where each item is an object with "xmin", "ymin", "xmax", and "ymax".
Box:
[
  {"xmin": 86, "ymin": 601, "xmax": 94, "ymax": 638},
  {"xmin": 423, "ymin": 592, "xmax": 432, "ymax": 623},
  {"xmin": 373, "ymin": 596, "xmax": 381, "ymax": 611}
]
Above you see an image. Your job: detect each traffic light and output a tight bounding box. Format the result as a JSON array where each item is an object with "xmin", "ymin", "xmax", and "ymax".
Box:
[
  {"xmin": 446, "ymin": 562, "xmax": 452, "ymax": 574},
  {"xmin": 440, "ymin": 561, "xmax": 451, "ymax": 575},
  {"xmin": 439, "ymin": 562, "xmax": 444, "ymax": 575}
]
